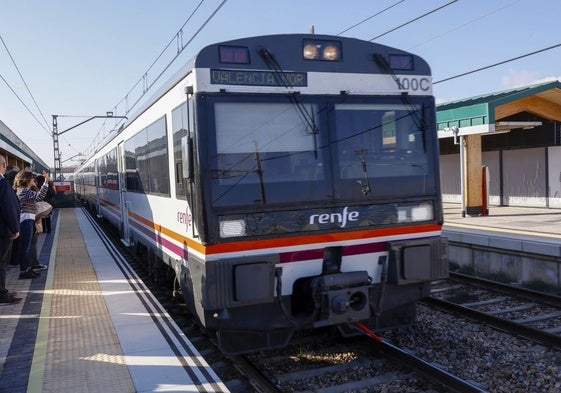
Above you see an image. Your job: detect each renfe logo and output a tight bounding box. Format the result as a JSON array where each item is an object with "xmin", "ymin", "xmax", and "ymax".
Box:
[{"xmin": 309, "ymin": 207, "xmax": 359, "ymax": 228}]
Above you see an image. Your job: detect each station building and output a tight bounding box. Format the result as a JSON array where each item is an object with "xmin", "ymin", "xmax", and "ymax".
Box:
[
  {"xmin": 0, "ymin": 120, "xmax": 49, "ymax": 173},
  {"xmin": 437, "ymin": 80, "xmax": 561, "ymax": 214}
]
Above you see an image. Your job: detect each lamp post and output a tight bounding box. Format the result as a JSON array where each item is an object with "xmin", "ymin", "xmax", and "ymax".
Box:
[
  {"xmin": 449, "ymin": 126, "xmax": 466, "ymax": 218},
  {"xmin": 52, "ymin": 113, "xmax": 127, "ymax": 181}
]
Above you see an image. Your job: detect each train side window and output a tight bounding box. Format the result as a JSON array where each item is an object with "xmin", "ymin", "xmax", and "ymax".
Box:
[
  {"xmin": 172, "ymin": 102, "xmax": 190, "ymax": 199},
  {"xmin": 124, "ymin": 132, "xmax": 146, "ymax": 192},
  {"xmin": 146, "ymin": 117, "xmax": 170, "ymax": 196}
]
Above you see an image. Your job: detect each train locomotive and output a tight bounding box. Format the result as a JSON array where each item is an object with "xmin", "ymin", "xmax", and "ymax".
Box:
[{"xmin": 74, "ymin": 33, "xmax": 448, "ymax": 354}]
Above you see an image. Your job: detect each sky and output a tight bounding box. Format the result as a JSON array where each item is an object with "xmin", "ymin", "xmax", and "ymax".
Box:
[{"xmin": 1, "ymin": 0, "xmax": 560, "ymax": 168}]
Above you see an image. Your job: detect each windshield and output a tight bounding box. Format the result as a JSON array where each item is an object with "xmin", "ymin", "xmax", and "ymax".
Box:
[
  {"xmin": 207, "ymin": 96, "xmax": 435, "ymax": 207},
  {"xmin": 332, "ymin": 102, "xmax": 432, "ymax": 199}
]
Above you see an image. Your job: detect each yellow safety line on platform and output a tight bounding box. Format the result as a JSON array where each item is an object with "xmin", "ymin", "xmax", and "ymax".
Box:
[
  {"xmin": 445, "ymin": 222, "xmax": 561, "ymax": 241},
  {"xmin": 27, "ymin": 220, "xmax": 59, "ymax": 393}
]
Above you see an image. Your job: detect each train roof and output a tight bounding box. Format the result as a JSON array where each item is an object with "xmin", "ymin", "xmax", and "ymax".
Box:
[
  {"xmin": 122, "ymin": 58, "xmax": 196, "ymax": 131},
  {"xmin": 196, "ymin": 33, "xmax": 431, "ymax": 74},
  {"xmin": 123, "ymin": 34, "xmax": 431, "ymax": 130}
]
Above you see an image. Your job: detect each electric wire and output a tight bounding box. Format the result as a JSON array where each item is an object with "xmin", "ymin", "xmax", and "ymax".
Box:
[
  {"xmin": 0, "ymin": 34, "xmax": 50, "ymax": 131},
  {"xmin": 369, "ymin": 0, "xmax": 459, "ymax": 41},
  {"xmin": 434, "ymin": 42, "xmax": 561, "ymax": 84},
  {"xmin": 85, "ymin": 0, "xmax": 228, "ymax": 157},
  {"xmin": 0, "ymin": 34, "xmax": 80, "ymax": 166},
  {"xmin": 0, "ymin": 34, "xmax": 51, "ymax": 135},
  {"xmin": 407, "ymin": 0, "xmax": 521, "ymax": 50},
  {"xmin": 94, "ymin": 0, "xmax": 205, "ymax": 152},
  {"xmin": 87, "ymin": 0, "xmax": 207, "ymax": 156},
  {"xmin": 86, "ymin": 0, "xmax": 442, "ymax": 163},
  {"xmin": 336, "ymin": 0, "xmax": 407, "ymax": 36},
  {"xmin": 111, "ymin": 0, "xmax": 206, "ymax": 116},
  {"xmin": 336, "ymin": 0, "xmax": 559, "ymax": 88},
  {"xmin": 145, "ymin": 0, "xmax": 228, "ymax": 95},
  {"xmin": 0, "ymin": 72, "xmax": 51, "ymax": 136},
  {"xmin": 11, "ymin": 1, "xmax": 556, "ymax": 170},
  {"xmin": 127, "ymin": 0, "xmax": 228, "ymax": 113}
]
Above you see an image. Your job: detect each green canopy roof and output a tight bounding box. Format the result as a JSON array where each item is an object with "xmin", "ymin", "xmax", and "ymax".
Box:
[{"xmin": 436, "ymin": 80, "xmax": 561, "ymax": 137}]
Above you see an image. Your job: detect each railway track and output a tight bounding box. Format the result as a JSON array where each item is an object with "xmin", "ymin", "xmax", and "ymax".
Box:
[
  {"xmin": 426, "ymin": 272, "xmax": 561, "ymax": 349},
  {"xmin": 88, "ymin": 208, "xmax": 486, "ymax": 393},
  {"xmin": 236, "ymin": 331, "xmax": 485, "ymax": 393}
]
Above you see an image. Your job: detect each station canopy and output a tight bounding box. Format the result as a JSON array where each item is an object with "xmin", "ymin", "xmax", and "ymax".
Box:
[{"xmin": 437, "ymin": 80, "xmax": 561, "ymax": 138}]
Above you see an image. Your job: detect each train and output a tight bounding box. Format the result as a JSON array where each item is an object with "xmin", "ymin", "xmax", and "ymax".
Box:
[{"xmin": 74, "ymin": 33, "xmax": 448, "ymax": 354}]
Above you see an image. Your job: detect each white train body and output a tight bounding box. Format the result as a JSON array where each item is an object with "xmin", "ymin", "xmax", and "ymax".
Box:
[{"xmin": 75, "ymin": 34, "xmax": 448, "ymax": 354}]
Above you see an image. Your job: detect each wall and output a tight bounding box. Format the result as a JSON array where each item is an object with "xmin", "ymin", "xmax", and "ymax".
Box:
[{"xmin": 441, "ymin": 146, "xmax": 561, "ymax": 208}]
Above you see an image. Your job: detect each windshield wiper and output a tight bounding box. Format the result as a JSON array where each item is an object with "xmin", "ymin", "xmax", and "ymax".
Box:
[
  {"xmin": 253, "ymin": 141, "xmax": 266, "ymax": 204},
  {"xmin": 258, "ymin": 46, "xmax": 319, "ymax": 158},
  {"xmin": 211, "ymin": 153, "xmax": 256, "ymax": 180},
  {"xmin": 211, "ymin": 145, "xmax": 267, "ymax": 205},
  {"xmin": 355, "ymin": 149, "xmax": 371, "ymax": 195},
  {"xmin": 373, "ymin": 53, "xmax": 426, "ymax": 133}
]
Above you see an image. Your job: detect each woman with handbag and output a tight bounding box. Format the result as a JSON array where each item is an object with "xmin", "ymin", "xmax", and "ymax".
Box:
[
  {"xmin": 36, "ymin": 175, "xmax": 55, "ymax": 233},
  {"xmin": 13, "ymin": 170, "xmax": 50, "ymax": 279}
]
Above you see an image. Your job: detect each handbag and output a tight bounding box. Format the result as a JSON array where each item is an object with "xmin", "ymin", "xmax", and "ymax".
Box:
[{"xmin": 36, "ymin": 201, "xmax": 53, "ymax": 219}]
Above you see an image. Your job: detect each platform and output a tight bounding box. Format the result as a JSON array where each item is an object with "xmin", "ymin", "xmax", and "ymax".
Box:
[
  {"xmin": 443, "ymin": 203, "xmax": 561, "ymax": 258},
  {"xmin": 0, "ymin": 208, "xmax": 229, "ymax": 393}
]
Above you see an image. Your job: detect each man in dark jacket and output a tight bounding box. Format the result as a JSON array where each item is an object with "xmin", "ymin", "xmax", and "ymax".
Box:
[{"xmin": 0, "ymin": 156, "xmax": 22, "ymax": 304}]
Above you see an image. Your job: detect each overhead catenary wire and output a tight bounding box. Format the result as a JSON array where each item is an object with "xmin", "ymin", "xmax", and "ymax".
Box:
[
  {"xmin": 407, "ymin": 0, "xmax": 521, "ymax": 50},
  {"xmin": 0, "ymin": 72, "xmax": 51, "ymax": 136},
  {"xmin": 434, "ymin": 42, "xmax": 561, "ymax": 84},
  {"xmin": 127, "ymin": 0, "xmax": 228, "ymax": 112},
  {"xmin": 369, "ymin": 0, "xmax": 459, "ymax": 42},
  {"xmin": 0, "ymin": 34, "xmax": 51, "ymax": 135},
  {"xmin": 4, "ymin": 0, "xmax": 440, "ymax": 157},
  {"xmin": 0, "ymin": 33, "xmax": 80, "ymax": 158},
  {"xmin": 34, "ymin": 2, "xmax": 561, "ymax": 165},
  {"xmin": 111, "ymin": 0, "xmax": 206, "ymax": 115},
  {"xmin": 108, "ymin": 2, "xmax": 561, "ymax": 157},
  {"xmin": 336, "ymin": 0, "xmax": 407, "ymax": 36},
  {"xmin": 85, "ymin": 0, "xmax": 228, "ymax": 157},
  {"xmin": 336, "ymin": 0, "xmax": 560, "ymax": 88},
  {"xmin": 86, "ymin": 0, "xmax": 206, "ymax": 155}
]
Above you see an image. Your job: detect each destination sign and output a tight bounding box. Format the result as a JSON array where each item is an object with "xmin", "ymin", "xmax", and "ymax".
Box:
[{"xmin": 210, "ymin": 69, "xmax": 308, "ymax": 87}]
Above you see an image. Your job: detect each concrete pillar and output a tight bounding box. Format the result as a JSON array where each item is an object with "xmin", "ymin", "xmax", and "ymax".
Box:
[{"xmin": 464, "ymin": 134, "xmax": 483, "ymax": 215}]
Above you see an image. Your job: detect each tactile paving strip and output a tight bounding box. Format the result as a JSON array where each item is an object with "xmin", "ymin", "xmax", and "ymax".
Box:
[{"xmin": 41, "ymin": 209, "xmax": 135, "ymax": 393}]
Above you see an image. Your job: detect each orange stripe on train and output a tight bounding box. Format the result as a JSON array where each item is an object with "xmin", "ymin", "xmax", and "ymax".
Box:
[{"xmin": 126, "ymin": 208, "xmax": 441, "ymax": 256}]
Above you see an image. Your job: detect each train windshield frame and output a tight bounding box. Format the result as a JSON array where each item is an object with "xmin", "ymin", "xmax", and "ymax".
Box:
[{"xmin": 203, "ymin": 93, "xmax": 436, "ymax": 208}]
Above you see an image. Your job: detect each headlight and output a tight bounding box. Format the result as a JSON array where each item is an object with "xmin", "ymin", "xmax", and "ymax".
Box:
[
  {"xmin": 322, "ymin": 45, "xmax": 339, "ymax": 61},
  {"xmin": 220, "ymin": 219, "xmax": 246, "ymax": 238},
  {"xmin": 397, "ymin": 208, "xmax": 408, "ymax": 223},
  {"xmin": 302, "ymin": 39, "xmax": 342, "ymax": 61},
  {"xmin": 397, "ymin": 203, "xmax": 433, "ymax": 223},
  {"xmin": 303, "ymin": 43, "xmax": 319, "ymax": 59},
  {"xmin": 411, "ymin": 204, "xmax": 433, "ymax": 221}
]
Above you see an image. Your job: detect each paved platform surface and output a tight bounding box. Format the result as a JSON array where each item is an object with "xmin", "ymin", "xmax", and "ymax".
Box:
[
  {"xmin": 443, "ymin": 203, "xmax": 561, "ymax": 257},
  {"xmin": 0, "ymin": 208, "xmax": 229, "ymax": 393},
  {"xmin": 444, "ymin": 203, "xmax": 561, "ymax": 237}
]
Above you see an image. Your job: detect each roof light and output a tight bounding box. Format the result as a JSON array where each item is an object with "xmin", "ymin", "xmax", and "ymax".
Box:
[
  {"xmin": 322, "ymin": 45, "xmax": 339, "ymax": 61},
  {"xmin": 303, "ymin": 43, "xmax": 319, "ymax": 59},
  {"xmin": 302, "ymin": 39, "xmax": 341, "ymax": 61},
  {"xmin": 219, "ymin": 45, "xmax": 250, "ymax": 64},
  {"xmin": 389, "ymin": 54, "xmax": 414, "ymax": 71}
]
